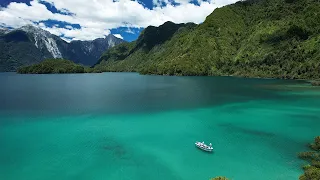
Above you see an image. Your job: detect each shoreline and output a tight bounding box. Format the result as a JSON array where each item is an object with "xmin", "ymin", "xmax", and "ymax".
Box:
[
  {"xmin": 102, "ymin": 70, "xmax": 319, "ymax": 84},
  {"xmin": 2, "ymin": 70, "xmax": 319, "ymax": 86}
]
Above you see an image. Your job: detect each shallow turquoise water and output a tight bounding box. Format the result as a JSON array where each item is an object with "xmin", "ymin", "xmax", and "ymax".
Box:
[{"xmin": 0, "ymin": 73, "xmax": 320, "ymax": 180}]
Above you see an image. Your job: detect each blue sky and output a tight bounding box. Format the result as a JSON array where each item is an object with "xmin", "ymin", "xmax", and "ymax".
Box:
[{"xmin": 0, "ymin": 0, "xmax": 237, "ymax": 42}]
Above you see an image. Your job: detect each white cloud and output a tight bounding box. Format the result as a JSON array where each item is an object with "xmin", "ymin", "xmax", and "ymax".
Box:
[
  {"xmin": 38, "ymin": 22, "xmax": 46, "ymax": 28},
  {"xmin": 65, "ymin": 25, "xmax": 73, "ymax": 29},
  {"xmin": 0, "ymin": 0, "xmax": 238, "ymax": 41},
  {"xmin": 125, "ymin": 28, "xmax": 135, "ymax": 34},
  {"xmin": 113, "ymin": 34, "xmax": 124, "ymax": 39},
  {"xmin": 153, "ymin": 0, "xmax": 169, "ymax": 7},
  {"xmin": 41, "ymin": 26, "xmax": 111, "ymax": 41},
  {"xmin": 61, "ymin": 37, "xmax": 72, "ymax": 42},
  {"xmin": 153, "ymin": 0, "xmax": 196, "ymax": 6}
]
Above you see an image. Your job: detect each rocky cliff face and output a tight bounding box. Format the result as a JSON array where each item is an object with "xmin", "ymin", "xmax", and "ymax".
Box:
[
  {"xmin": 18, "ymin": 25, "xmax": 63, "ymax": 59},
  {"xmin": 64, "ymin": 35, "xmax": 125, "ymax": 66},
  {"xmin": 0, "ymin": 25, "xmax": 125, "ymax": 71}
]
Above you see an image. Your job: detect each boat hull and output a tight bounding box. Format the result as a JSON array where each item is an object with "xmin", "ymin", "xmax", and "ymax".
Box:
[{"xmin": 195, "ymin": 142, "xmax": 213, "ymax": 152}]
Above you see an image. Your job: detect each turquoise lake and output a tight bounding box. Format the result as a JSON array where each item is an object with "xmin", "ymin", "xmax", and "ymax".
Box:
[{"xmin": 0, "ymin": 72, "xmax": 320, "ymax": 180}]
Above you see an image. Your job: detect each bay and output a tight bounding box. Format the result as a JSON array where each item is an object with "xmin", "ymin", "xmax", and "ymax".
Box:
[{"xmin": 0, "ymin": 72, "xmax": 319, "ymax": 180}]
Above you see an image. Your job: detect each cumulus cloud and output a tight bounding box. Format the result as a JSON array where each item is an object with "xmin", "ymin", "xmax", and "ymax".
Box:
[
  {"xmin": 113, "ymin": 34, "xmax": 124, "ymax": 39},
  {"xmin": 0, "ymin": 0, "xmax": 238, "ymax": 41},
  {"xmin": 41, "ymin": 26, "xmax": 111, "ymax": 41},
  {"xmin": 125, "ymin": 28, "xmax": 135, "ymax": 34},
  {"xmin": 153, "ymin": 0, "xmax": 196, "ymax": 6},
  {"xmin": 65, "ymin": 25, "xmax": 73, "ymax": 29}
]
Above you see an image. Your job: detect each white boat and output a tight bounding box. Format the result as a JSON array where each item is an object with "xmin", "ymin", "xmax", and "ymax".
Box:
[{"xmin": 195, "ymin": 141, "xmax": 213, "ymax": 152}]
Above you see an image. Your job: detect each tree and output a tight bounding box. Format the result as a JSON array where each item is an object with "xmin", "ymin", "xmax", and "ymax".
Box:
[{"xmin": 211, "ymin": 177, "xmax": 229, "ymax": 180}]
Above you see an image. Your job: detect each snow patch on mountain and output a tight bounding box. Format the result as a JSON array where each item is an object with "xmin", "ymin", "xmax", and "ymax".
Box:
[
  {"xmin": 19, "ymin": 25, "xmax": 62, "ymax": 58},
  {"xmin": 44, "ymin": 37, "xmax": 62, "ymax": 58},
  {"xmin": 0, "ymin": 28, "xmax": 10, "ymax": 34},
  {"xmin": 108, "ymin": 38, "xmax": 115, "ymax": 47},
  {"xmin": 2, "ymin": 24, "xmax": 125, "ymax": 66}
]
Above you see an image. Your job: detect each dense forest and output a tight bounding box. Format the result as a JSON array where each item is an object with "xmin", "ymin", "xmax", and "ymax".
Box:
[
  {"xmin": 17, "ymin": 59, "xmax": 101, "ymax": 74},
  {"xmin": 298, "ymin": 136, "xmax": 320, "ymax": 180},
  {"xmin": 210, "ymin": 177, "xmax": 228, "ymax": 180},
  {"xmin": 311, "ymin": 81, "xmax": 320, "ymax": 86},
  {"xmin": 95, "ymin": 0, "xmax": 320, "ymax": 80},
  {"xmin": 0, "ymin": 30, "xmax": 53, "ymax": 72}
]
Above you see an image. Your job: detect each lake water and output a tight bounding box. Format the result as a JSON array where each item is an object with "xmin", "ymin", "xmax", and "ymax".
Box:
[{"xmin": 1, "ymin": 72, "xmax": 319, "ymax": 180}]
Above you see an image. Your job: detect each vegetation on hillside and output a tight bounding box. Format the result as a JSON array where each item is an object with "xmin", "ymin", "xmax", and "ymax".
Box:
[
  {"xmin": 311, "ymin": 81, "xmax": 320, "ymax": 86},
  {"xmin": 298, "ymin": 136, "xmax": 320, "ymax": 180},
  {"xmin": 17, "ymin": 59, "xmax": 101, "ymax": 74},
  {"xmin": 0, "ymin": 28, "xmax": 125, "ymax": 72},
  {"xmin": 96, "ymin": 0, "xmax": 320, "ymax": 79},
  {"xmin": 210, "ymin": 176, "xmax": 229, "ymax": 180},
  {"xmin": 0, "ymin": 30, "xmax": 52, "ymax": 72}
]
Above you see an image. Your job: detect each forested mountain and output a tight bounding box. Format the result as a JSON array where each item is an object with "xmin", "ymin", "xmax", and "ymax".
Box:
[{"xmin": 96, "ymin": 0, "xmax": 320, "ymax": 79}]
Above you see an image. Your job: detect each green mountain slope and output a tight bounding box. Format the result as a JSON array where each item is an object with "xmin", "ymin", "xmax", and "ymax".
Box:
[
  {"xmin": 0, "ymin": 30, "xmax": 52, "ymax": 72},
  {"xmin": 96, "ymin": 0, "xmax": 320, "ymax": 79}
]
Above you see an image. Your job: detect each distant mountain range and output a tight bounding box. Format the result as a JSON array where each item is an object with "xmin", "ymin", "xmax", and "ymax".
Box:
[
  {"xmin": 95, "ymin": 0, "xmax": 320, "ymax": 80},
  {"xmin": 0, "ymin": 25, "xmax": 125, "ymax": 71}
]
